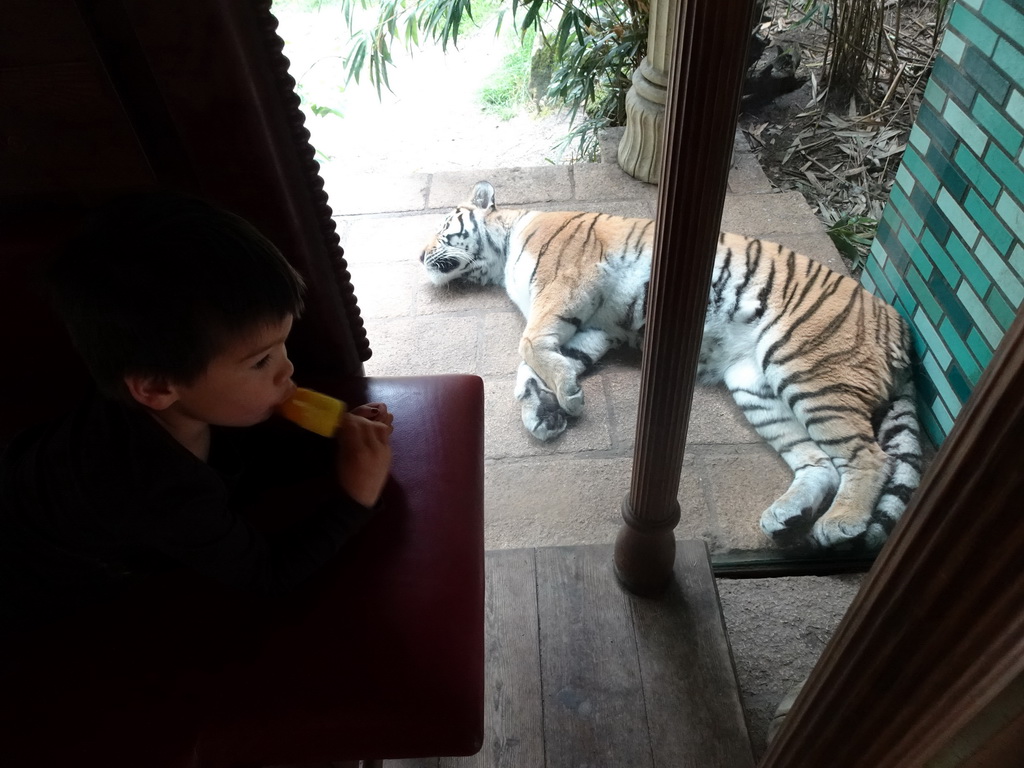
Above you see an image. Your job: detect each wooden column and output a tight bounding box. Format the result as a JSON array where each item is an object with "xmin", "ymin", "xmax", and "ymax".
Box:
[
  {"xmin": 759, "ymin": 306, "xmax": 1024, "ymax": 766},
  {"xmin": 614, "ymin": 0, "xmax": 757, "ymax": 596}
]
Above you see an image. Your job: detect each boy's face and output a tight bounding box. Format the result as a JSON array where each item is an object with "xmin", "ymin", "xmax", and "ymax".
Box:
[{"xmin": 168, "ymin": 315, "xmax": 297, "ymax": 428}]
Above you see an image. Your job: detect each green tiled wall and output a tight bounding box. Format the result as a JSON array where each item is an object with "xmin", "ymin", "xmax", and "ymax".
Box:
[{"xmin": 861, "ymin": 0, "xmax": 1024, "ymax": 444}]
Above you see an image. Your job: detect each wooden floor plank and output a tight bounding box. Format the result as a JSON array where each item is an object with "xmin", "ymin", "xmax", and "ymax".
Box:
[
  {"xmin": 536, "ymin": 545, "xmax": 653, "ymax": 768},
  {"xmin": 442, "ymin": 549, "xmax": 544, "ymax": 768},
  {"xmin": 631, "ymin": 540, "xmax": 755, "ymax": 768}
]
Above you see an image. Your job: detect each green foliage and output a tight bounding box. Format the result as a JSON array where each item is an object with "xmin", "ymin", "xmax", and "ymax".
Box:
[
  {"xmin": 545, "ymin": 4, "xmax": 647, "ymax": 160},
  {"xmin": 822, "ymin": 211, "xmax": 877, "ymax": 272},
  {"xmin": 479, "ymin": 28, "xmax": 536, "ymax": 119},
  {"xmin": 334, "ymin": 0, "xmax": 649, "ymax": 157}
]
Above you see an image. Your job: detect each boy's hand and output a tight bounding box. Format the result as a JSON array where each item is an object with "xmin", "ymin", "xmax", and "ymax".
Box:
[
  {"xmin": 335, "ymin": 410, "xmax": 393, "ymax": 508},
  {"xmin": 349, "ymin": 402, "xmax": 394, "ymax": 429}
]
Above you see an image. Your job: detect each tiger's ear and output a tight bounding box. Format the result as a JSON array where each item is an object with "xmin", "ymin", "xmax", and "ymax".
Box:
[{"xmin": 471, "ymin": 181, "xmax": 496, "ymax": 210}]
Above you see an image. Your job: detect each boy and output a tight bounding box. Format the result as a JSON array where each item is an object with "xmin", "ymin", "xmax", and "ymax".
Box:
[{"xmin": 0, "ymin": 192, "xmax": 393, "ymax": 630}]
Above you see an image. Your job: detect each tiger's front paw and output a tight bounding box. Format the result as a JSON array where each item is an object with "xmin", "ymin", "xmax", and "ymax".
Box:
[
  {"xmin": 523, "ymin": 392, "xmax": 568, "ymax": 441},
  {"xmin": 558, "ymin": 384, "xmax": 585, "ymax": 417}
]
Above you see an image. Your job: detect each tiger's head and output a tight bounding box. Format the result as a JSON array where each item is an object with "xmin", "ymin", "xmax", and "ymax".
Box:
[{"xmin": 420, "ymin": 181, "xmax": 507, "ymax": 287}]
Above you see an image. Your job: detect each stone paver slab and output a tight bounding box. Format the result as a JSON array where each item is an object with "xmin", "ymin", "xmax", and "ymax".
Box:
[
  {"xmin": 484, "ymin": 456, "xmax": 711, "ymax": 549},
  {"xmin": 430, "ymin": 166, "xmax": 573, "ymax": 208},
  {"xmin": 323, "ymin": 169, "xmax": 429, "ymax": 215},
  {"xmin": 721, "ymin": 192, "xmax": 827, "ymax": 237},
  {"xmin": 362, "ymin": 315, "xmax": 478, "ymax": 377}
]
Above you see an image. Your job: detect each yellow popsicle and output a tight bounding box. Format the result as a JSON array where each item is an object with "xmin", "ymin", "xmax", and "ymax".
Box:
[{"xmin": 278, "ymin": 387, "xmax": 346, "ymax": 437}]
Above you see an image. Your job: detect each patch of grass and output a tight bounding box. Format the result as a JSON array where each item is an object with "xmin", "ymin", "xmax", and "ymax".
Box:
[{"xmin": 478, "ymin": 28, "xmax": 536, "ymax": 120}]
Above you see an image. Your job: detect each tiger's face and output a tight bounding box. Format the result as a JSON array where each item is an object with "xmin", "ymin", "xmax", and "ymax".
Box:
[{"xmin": 419, "ymin": 206, "xmax": 486, "ymax": 286}]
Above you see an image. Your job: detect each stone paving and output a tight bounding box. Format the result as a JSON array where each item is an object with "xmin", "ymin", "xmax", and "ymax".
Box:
[{"xmin": 328, "ymin": 130, "xmax": 852, "ymax": 558}]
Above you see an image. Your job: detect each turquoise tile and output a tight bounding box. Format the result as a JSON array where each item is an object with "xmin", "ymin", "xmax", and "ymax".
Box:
[
  {"xmin": 957, "ymin": 280, "xmax": 1005, "ymax": 346},
  {"xmin": 924, "ymin": 77, "xmax": 948, "ymax": 111},
  {"xmin": 967, "ymin": 327, "xmax": 995, "ymax": 368},
  {"xmin": 910, "ymin": 180, "xmax": 937, "ymax": 227},
  {"xmin": 1006, "ymin": 89, "xmax": 1024, "ymax": 133},
  {"xmin": 914, "ymin": 308, "xmax": 954, "ymax": 369},
  {"xmin": 960, "ymin": 0, "xmax": 981, "ymax": 11},
  {"xmin": 893, "ymin": 186, "xmax": 924, "ymax": 237},
  {"xmin": 942, "ymin": 27, "xmax": 968, "ymax": 65},
  {"xmin": 974, "ymin": 94, "xmax": 1024, "ymax": 156},
  {"xmin": 865, "ymin": 253, "xmax": 896, "ymax": 303},
  {"xmin": 955, "ymin": 233, "xmax": 994, "ymax": 296},
  {"xmin": 953, "ymin": 145, "xmax": 999, "ymax": 204},
  {"xmin": 933, "ymin": 149, "xmax": 970, "ymax": 200},
  {"xmin": 895, "ymin": 165, "xmax": 915, "ymax": 198},
  {"xmin": 1010, "ymin": 242, "xmax": 1024, "ymax": 279},
  {"xmin": 894, "ymin": 260, "xmax": 917, "ymax": 310},
  {"xmin": 947, "ymin": 363, "xmax": 973, "ymax": 404},
  {"xmin": 934, "ymin": 399, "xmax": 956, "ymax": 439},
  {"xmin": 908, "ymin": 243, "xmax": 935, "ymax": 281},
  {"xmin": 909, "ymin": 124, "xmax": 931, "ymax": 156},
  {"xmin": 922, "ymin": 229, "xmax": 962, "ymax": 286},
  {"xmin": 942, "ymin": 98, "xmax": 989, "ymax": 155},
  {"xmin": 975, "ymin": 235, "xmax": 1024, "ymax": 305},
  {"xmin": 983, "ymin": 1, "xmax": 1024, "ymax": 50},
  {"xmin": 995, "ymin": 191, "xmax": 1024, "ymax": 240},
  {"xmin": 937, "ymin": 188, "xmax": 980, "ymax": 247},
  {"xmin": 919, "ymin": 401, "xmax": 947, "ymax": 446},
  {"xmin": 921, "ymin": 348, "xmax": 963, "ymax": 420},
  {"xmin": 860, "ymin": 270, "xmax": 877, "ymax": 297},
  {"xmin": 929, "ymin": 266, "xmax": 974, "ymax": 336},
  {"xmin": 934, "ymin": 55, "xmax": 977, "ymax": 110},
  {"xmin": 963, "ymin": 189, "xmax": 1014, "ymax": 253},
  {"xmin": 922, "ymin": 103, "xmax": 965, "ymax": 156},
  {"xmin": 902, "ymin": 146, "xmax": 941, "ymax": 196},
  {"xmin": 984, "ymin": 143, "xmax": 1024, "ymax": 200},
  {"xmin": 925, "ymin": 201, "xmax": 953, "ymax": 243},
  {"xmin": 965, "ymin": 46, "xmax": 1011, "ymax": 104},
  {"xmin": 939, "ymin": 318, "xmax": 983, "ymax": 383},
  {"xmin": 993, "ymin": 38, "xmax": 1024, "ymax": 84},
  {"xmin": 905, "ymin": 263, "xmax": 943, "ymax": 323},
  {"xmin": 986, "ymin": 286, "xmax": 1018, "ymax": 330},
  {"xmin": 951, "ymin": 5, "xmax": 996, "ymax": 56},
  {"xmin": 894, "ymin": 297, "xmax": 913, "ymax": 326}
]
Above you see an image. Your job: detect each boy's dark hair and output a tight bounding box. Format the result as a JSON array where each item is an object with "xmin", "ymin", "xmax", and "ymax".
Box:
[{"xmin": 48, "ymin": 191, "xmax": 306, "ymax": 400}]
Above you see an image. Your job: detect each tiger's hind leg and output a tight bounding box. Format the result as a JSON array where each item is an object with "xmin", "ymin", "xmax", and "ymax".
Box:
[
  {"xmin": 515, "ymin": 362, "xmax": 569, "ymax": 441},
  {"xmin": 724, "ymin": 362, "xmax": 841, "ymax": 539},
  {"xmin": 796, "ymin": 403, "xmax": 892, "ymax": 549}
]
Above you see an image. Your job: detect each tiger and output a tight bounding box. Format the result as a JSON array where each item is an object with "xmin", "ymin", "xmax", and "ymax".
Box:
[{"xmin": 419, "ymin": 181, "xmax": 922, "ymax": 550}]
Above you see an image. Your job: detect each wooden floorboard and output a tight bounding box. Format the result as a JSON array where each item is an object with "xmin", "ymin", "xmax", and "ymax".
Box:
[
  {"xmin": 413, "ymin": 541, "xmax": 752, "ymax": 768},
  {"xmin": 443, "ymin": 548, "xmax": 545, "ymax": 768},
  {"xmin": 537, "ymin": 545, "xmax": 653, "ymax": 768},
  {"xmin": 632, "ymin": 540, "xmax": 755, "ymax": 768}
]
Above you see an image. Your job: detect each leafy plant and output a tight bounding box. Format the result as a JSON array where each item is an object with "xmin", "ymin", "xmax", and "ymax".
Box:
[
  {"xmin": 545, "ymin": 3, "xmax": 647, "ymax": 160},
  {"xmin": 821, "ymin": 209, "xmax": 877, "ymax": 272},
  {"xmin": 335, "ymin": 0, "xmax": 649, "ymax": 159}
]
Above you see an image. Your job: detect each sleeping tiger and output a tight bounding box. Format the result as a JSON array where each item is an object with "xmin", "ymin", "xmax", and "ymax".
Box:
[{"xmin": 420, "ymin": 181, "xmax": 921, "ymax": 549}]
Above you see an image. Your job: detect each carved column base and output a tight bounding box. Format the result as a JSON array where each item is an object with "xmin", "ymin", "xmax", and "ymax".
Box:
[
  {"xmin": 614, "ymin": 494, "xmax": 679, "ymax": 596},
  {"xmin": 617, "ymin": 57, "xmax": 668, "ymax": 184}
]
